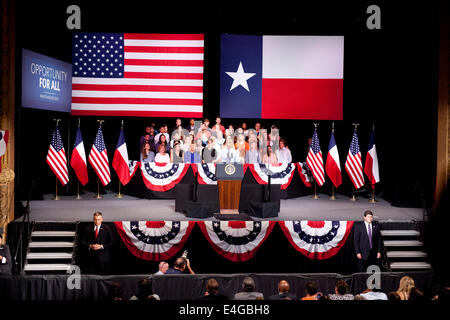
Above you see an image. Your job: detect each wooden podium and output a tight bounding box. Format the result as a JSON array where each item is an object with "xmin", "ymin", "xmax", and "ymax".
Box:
[{"xmin": 216, "ymin": 163, "xmax": 244, "ymax": 214}]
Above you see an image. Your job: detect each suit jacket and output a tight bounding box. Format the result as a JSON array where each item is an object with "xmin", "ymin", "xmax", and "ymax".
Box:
[
  {"xmin": 353, "ymin": 221, "xmax": 383, "ymax": 260},
  {"xmin": 233, "ymin": 291, "xmax": 264, "ymax": 300},
  {"xmin": 0, "ymin": 245, "xmax": 12, "ymax": 275},
  {"xmin": 81, "ymin": 224, "xmax": 114, "ymax": 263},
  {"xmin": 268, "ymin": 293, "xmax": 298, "ymax": 300}
]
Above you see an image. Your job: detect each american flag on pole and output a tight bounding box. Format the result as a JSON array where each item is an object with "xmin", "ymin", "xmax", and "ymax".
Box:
[
  {"xmin": 345, "ymin": 129, "xmax": 364, "ymax": 189},
  {"xmin": 46, "ymin": 126, "xmax": 69, "ymax": 185},
  {"xmin": 89, "ymin": 127, "xmax": 111, "ymax": 186},
  {"xmin": 306, "ymin": 128, "xmax": 325, "ymax": 186},
  {"xmin": 71, "ymin": 33, "xmax": 204, "ymax": 117}
]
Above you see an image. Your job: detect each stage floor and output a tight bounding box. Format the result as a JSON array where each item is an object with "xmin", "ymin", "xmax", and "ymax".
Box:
[{"xmin": 20, "ymin": 191, "xmax": 424, "ymax": 222}]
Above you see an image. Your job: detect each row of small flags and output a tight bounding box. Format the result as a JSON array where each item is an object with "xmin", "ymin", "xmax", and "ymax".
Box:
[
  {"xmin": 307, "ymin": 126, "xmax": 379, "ymax": 190},
  {"xmin": 47, "ymin": 122, "xmax": 379, "ymax": 191},
  {"xmin": 46, "ymin": 123, "xmax": 130, "ymax": 187}
]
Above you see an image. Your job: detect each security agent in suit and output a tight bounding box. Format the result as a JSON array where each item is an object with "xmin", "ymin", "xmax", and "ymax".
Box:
[
  {"xmin": 354, "ymin": 210, "xmax": 383, "ymax": 272},
  {"xmin": 0, "ymin": 234, "xmax": 12, "ymax": 275},
  {"xmin": 81, "ymin": 212, "xmax": 114, "ymax": 275}
]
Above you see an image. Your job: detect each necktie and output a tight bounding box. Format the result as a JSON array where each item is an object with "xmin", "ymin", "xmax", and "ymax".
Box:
[
  {"xmin": 191, "ymin": 152, "xmax": 194, "ymax": 163},
  {"xmin": 368, "ymin": 224, "xmax": 372, "ymax": 249},
  {"xmin": 95, "ymin": 226, "xmax": 99, "ymax": 240}
]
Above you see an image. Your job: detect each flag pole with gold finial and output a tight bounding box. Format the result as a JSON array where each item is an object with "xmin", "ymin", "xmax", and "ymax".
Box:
[
  {"xmin": 369, "ymin": 121, "xmax": 377, "ymax": 203},
  {"xmin": 329, "ymin": 121, "xmax": 337, "ymax": 200},
  {"xmin": 94, "ymin": 120, "xmax": 104, "ymax": 199},
  {"xmin": 52, "ymin": 119, "xmax": 62, "ymax": 200},
  {"xmin": 350, "ymin": 122, "xmax": 360, "ymax": 202},
  {"xmin": 311, "ymin": 122, "xmax": 320, "ymax": 199},
  {"xmin": 115, "ymin": 120, "xmax": 124, "ymax": 199}
]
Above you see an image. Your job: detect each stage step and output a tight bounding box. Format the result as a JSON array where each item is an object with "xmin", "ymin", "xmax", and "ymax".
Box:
[
  {"xmin": 31, "ymin": 231, "xmax": 76, "ymax": 237},
  {"xmin": 387, "ymin": 251, "xmax": 427, "ymax": 258},
  {"xmin": 23, "ymin": 263, "xmax": 73, "ymax": 272},
  {"xmin": 29, "ymin": 241, "xmax": 74, "ymax": 248},
  {"xmin": 23, "ymin": 222, "xmax": 78, "ymax": 275},
  {"xmin": 381, "ymin": 226, "xmax": 432, "ymax": 272},
  {"xmin": 390, "ymin": 262, "xmax": 432, "ymax": 270},
  {"xmin": 27, "ymin": 252, "xmax": 73, "ymax": 259},
  {"xmin": 383, "ymin": 240, "xmax": 424, "ymax": 247},
  {"xmin": 381, "ymin": 230, "xmax": 420, "ymax": 237}
]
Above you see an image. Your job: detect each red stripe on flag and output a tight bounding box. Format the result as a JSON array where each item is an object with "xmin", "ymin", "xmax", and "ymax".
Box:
[
  {"xmin": 261, "ymin": 79, "xmax": 343, "ymax": 120},
  {"xmin": 124, "ymin": 59, "xmax": 203, "ymax": 67},
  {"xmin": 124, "ymin": 33, "xmax": 204, "ymax": 40},
  {"xmin": 72, "ymin": 97, "xmax": 203, "ymax": 106},
  {"xmin": 71, "ymin": 110, "xmax": 203, "ymax": 118},
  {"xmin": 124, "ymin": 72, "xmax": 203, "ymax": 80},
  {"xmin": 72, "ymin": 83, "xmax": 203, "ymax": 93},
  {"xmin": 124, "ymin": 46, "xmax": 204, "ymax": 54}
]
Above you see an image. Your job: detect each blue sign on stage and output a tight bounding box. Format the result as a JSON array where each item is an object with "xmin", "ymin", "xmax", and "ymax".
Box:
[{"xmin": 21, "ymin": 48, "xmax": 72, "ymax": 113}]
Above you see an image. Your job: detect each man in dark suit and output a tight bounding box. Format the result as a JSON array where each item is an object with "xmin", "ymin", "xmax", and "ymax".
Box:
[
  {"xmin": 0, "ymin": 234, "xmax": 12, "ymax": 275},
  {"xmin": 268, "ymin": 280, "xmax": 297, "ymax": 300},
  {"xmin": 354, "ymin": 210, "xmax": 383, "ymax": 272},
  {"xmin": 81, "ymin": 212, "xmax": 114, "ymax": 275}
]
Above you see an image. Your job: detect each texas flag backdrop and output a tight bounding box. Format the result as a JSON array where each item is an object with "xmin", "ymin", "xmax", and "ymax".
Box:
[{"xmin": 220, "ymin": 34, "xmax": 344, "ymax": 120}]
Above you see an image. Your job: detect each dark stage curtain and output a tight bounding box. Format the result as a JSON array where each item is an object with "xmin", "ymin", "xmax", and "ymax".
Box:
[{"xmin": 0, "ymin": 271, "xmax": 433, "ymax": 300}]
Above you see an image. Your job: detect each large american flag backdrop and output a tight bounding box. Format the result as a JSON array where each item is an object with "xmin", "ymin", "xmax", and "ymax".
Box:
[{"xmin": 71, "ymin": 33, "xmax": 204, "ymax": 117}]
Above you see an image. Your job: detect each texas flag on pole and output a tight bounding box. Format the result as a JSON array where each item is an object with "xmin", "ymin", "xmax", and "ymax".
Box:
[
  {"xmin": 220, "ymin": 34, "xmax": 344, "ymax": 119},
  {"xmin": 364, "ymin": 129, "xmax": 380, "ymax": 187},
  {"xmin": 70, "ymin": 126, "xmax": 89, "ymax": 185},
  {"xmin": 325, "ymin": 131, "xmax": 342, "ymax": 188},
  {"xmin": 112, "ymin": 127, "xmax": 131, "ymax": 185}
]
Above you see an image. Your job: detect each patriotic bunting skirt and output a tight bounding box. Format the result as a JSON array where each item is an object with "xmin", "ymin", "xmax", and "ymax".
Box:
[
  {"xmin": 114, "ymin": 221, "xmax": 195, "ymax": 260},
  {"xmin": 114, "ymin": 221, "xmax": 353, "ymax": 261}
]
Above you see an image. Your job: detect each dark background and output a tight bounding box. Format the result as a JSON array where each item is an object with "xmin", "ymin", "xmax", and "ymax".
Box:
[{"xmin": 14, "ymin": 1, "xmax": 439, "ymax": 212}]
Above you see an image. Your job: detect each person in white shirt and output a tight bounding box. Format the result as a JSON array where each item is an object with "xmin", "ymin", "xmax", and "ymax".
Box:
[
  {"xmin": 154, "ymin": 261, "xmax": 169, "ymax": 275},
  {"xmin": 245, "ymin": 141, "xmax": 260, "ymax": 164},
  {"xmin": 154, "ymin": 125, "xmax": 170, "ymax": 143},
  {"xmin": 218, "ymin": 137, "xmax": 240, "ymax": 163},
  {"xmin": 275, "ymin": 139, "xmax": 292, "ymax": 163},
  {"xmin": 155, "ymin": 144, "xmax": 170, "ymax": 163}
]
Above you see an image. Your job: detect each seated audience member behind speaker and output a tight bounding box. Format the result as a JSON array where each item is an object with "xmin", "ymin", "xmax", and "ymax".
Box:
[
  {"xmin": 268, "ymin": 280, "xmax": 297, "ymax": 300},
  {"xmin": 81, "ymin": 212, "xmax": 114, "ymax": 275},
  {"xmin": 129, "ymin": 278, "xmax": 160, "ymax": 300},
  {"xmin": 139, "ymin": 126, "xmax": 155, "ymax": 151},
  {"xmin": 0, "ymin": 233, "xmax": 12, "ymax": 275},
  {"xmin": 202, "ymin": 138, "xmax": 218, "ymax": 163},
  {"xmin": 275, "ymin": 139, "xmax": 292, "ymax": 164},
  {"xmin": 262, "ymin": 145, "xmax": 278, "ymax": 165},
  {"xmin": 328, "ymin": 280, "xmax": 354, "ymax": 300},
  {"xmin": 245, "ymin": 141, "xmax": 260, "ymax": 164},
  {"xmin": 154, "ymin": 261, "xmax": 169, "ymax": 275},
  {"xmin": 198, "ymin": 278, "xmax": 229, "ymax": 301},
  {"xmin": 166, "ymin": 257, "xmax": 195, "ymax": 275},
  {"xmin": 301, "ymin": 281, "xmax": 320, "ymax": 300},
  {"xmin": 396, "ymin": 276, "xmax": 415, "ymax": 300},
  {"xmin": 155, "ymin": 143, "xmax": 170, "ymax": 163},
  {"xmin": 170, "ymin": 141, "xmax": 184, "ymax": 163},
  {"xmin": 140, "ymin": 142, "xmax": 155, "ymax": 163},
  {"xmin": 233, "ymin": 277, "xmax": 264, "ymax": 300},
  {"xmin": 184, "ymin": 143, "xmax": 201, "ymax": 163},
  {"xmin": 155, "ymin": 134, "xmax": 171, "ymax": 154}
]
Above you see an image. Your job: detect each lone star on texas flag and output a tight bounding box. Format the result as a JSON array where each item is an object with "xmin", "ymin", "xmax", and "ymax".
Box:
[{"xmin": 225, "ymin": 61, "xmax": 256, "ymax": 92}]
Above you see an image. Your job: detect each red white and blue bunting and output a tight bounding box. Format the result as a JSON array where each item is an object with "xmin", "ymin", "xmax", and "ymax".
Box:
[
  {"xmin": 296, "ymin": 162, "xmax": 312, "ymax": 187},
  {"xmin": 140, "ymin": 162, "xmax": 189, "ymax": 191},
  {"xmin": 192, "ymin": 163, "xmax": 217, "ymax": 185},
  {"xmin": 128, "ymin": 160, "xmax": 140, "ymax": 179},
  {"xmin": 248, "ymin": 163, "xmax": 296, "ymax": 190},
  {"xmin": 114, "ymin": 221, "xmax": 195, "ymax": 261},
  {"xmin": 197, "ymin": 221, "xmax": 276, "ymax": 262},
  {"xmin": 279, "ymin": 220, "xmax": 354, "ymax": 260}
]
